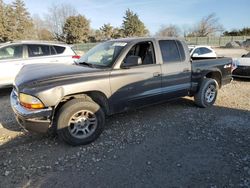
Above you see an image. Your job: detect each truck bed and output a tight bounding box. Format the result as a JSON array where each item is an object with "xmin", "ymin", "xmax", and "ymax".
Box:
[{"xmin": 191, "ymin": 57, "xmax": 233, "ymax": 89}]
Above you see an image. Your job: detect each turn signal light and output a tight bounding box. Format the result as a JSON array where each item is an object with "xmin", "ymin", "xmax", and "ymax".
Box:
[{"xmin": 19, "ymin": 93, "xmax": 45, "ymax": 109}]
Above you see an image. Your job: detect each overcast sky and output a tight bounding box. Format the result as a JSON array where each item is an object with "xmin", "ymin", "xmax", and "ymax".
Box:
[{"xmin": 3, "ymin": 0, "xmax": 250, "ymax": 34}]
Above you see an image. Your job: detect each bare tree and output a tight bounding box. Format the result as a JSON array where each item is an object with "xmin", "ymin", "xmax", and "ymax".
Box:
[
  {"xmin": 33, "ymin": 14, "xmax": 53, "ymax": 40},
  {"xmin": 155, "ymin": 24, "xmax": 180, "ymax": 37},
  {"xmin": 45, "ymin": 3, "xmax": 77, "ymax": 41},
  {"xmin": 192, "ymin": 13, "xmax": 223, "ymax": 37}
]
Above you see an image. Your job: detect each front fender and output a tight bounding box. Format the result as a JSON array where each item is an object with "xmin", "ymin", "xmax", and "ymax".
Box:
[{"xmin": 35, "ymin": 79, "xmax": 111, "ymax": 107}]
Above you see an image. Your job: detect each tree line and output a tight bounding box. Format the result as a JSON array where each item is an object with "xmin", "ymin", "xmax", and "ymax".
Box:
[
  {"xmin": 223, "ymin": 28, "xmax": 250, "ymax": 36},
  {"xmin": 0, "ymin": 0, "xmax": 148, "ymax": 43},
  {"xmin": 0, "ymin": 0, "xmax": 249, "ymax": 44}
]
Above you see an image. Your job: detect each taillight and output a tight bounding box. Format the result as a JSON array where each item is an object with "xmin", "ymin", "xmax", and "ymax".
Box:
[{"xmin": 72, "ymin": 55, "xmax": 81, "ymax": 59}]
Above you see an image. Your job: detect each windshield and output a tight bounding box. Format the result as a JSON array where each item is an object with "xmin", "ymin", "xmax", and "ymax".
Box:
[{"xmin": 78, "ymin": 41, "xmax": 127, "ymax": 67}]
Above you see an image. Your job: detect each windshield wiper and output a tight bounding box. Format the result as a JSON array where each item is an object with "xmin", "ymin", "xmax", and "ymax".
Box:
[
  {"xmin": 77, "ymin": 62, "xmax": 107, "ymax": 69},
  {"xmin": 77, "ymin": 62, "xmax": 95, "ymax": 68}
]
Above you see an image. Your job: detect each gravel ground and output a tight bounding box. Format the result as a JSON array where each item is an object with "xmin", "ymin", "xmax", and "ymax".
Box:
[
  {"xmin": 0, "ymin": 79, "xmax": 249, "ymax": 188},
  {"xmin": 214, "ymin": 48, "xmax": 249, "ymax": 58}
]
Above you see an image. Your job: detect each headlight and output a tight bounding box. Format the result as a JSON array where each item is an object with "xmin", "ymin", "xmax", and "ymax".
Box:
[{"xmin": 19, "ymin": 93, "xmax": 45, "ymax": 109}]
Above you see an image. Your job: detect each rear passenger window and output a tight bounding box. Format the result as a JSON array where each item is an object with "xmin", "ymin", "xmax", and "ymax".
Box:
[
  {"xmin": 200, "ymin": 47, "xmax": 212, "ymax": 54},
  {"xmin": 28, "ymin": 45, "xmax": 50, "ymax": 57},
  {"xmin": 50, "ymin": 46, "xmax": 57, "ymax": 55},
  {"xmin": 159, "ymin": 40, "xmax": 181, "ymax": 63},
  {"xmin": 53, "ymin": 46, "xmax": 65, "ymax": 54}
]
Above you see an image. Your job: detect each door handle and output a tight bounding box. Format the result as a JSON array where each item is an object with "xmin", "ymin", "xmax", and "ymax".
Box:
[
  {"xmin": 153, "ymin": 72, "xmax": 161, "ymax": 77},
  {"xmin": 50, "ymin": 60, "xmax": 59, "ymax": 63},
  {"xmin": 183, "ymin": 68, "xmax": 189, "ymax": 72}
]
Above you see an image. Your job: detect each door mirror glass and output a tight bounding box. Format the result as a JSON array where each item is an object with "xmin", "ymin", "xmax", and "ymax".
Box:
[{"xmin": 122, "ymin": 55, "xmax": 142, "ymax": 68}]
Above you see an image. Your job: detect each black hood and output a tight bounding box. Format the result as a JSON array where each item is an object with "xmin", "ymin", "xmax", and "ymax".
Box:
[{"xmin": 15, "ymin": 63, "xmax": 104, "ymax": 89}]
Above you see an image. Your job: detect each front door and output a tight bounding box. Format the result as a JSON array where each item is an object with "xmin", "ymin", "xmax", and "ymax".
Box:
[{"xmin": 109, "ymin": 41, "xmax": 162, "ymax": 113}]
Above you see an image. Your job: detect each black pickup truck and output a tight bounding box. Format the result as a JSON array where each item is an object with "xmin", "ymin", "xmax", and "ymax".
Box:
[{"xmin": 11, "ymin": 37, "xmax": 232, "ymax": 145}]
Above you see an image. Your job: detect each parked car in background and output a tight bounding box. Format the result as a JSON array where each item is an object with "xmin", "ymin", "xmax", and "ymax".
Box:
[
  {"xmin": 232, "ymin": 52, "xmax": 250, "ymax": 78},
  {"xmin": 0, "ymin": 41, "xmax": 80, "ymax": 88},
  {"xmin": 189, "ymin": 45, "xmax": 217, "ymax": 59}
]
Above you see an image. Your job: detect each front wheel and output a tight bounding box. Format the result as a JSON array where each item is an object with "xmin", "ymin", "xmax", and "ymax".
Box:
[
  {"xmin": 56, "ymin": 99, "xmax": 105, "ymax": 146},
  {"xmin": 194, "ymin": 78, "xmax": 218, "ymax": 108}
]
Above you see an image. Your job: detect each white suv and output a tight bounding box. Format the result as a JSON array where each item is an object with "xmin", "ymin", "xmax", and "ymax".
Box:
[{"xmin": 0, "ymin": 41, "xmax": 80, "ymax": 88}]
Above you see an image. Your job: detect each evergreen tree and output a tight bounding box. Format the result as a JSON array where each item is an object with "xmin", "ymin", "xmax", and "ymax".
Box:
[
  {"xmin": 100, "ymin": 23, "xmax": 114, "ymax": 39},
  {"xmin": 63, "ymin": 15, "xmax": 90, "ymax": 44},
  {"xmin": 121, "ymin": 9, "xmax": 148, "ymax": 37},
  {"xmin": 112, "ymin": 27, "xmax": 123, "ymax": 39},
  {"xmin": 223, "ymin": 27, "xmax": 250, "ymax": 36},
  {"xmin": 99, "ymin": 24, "xmax": 123, "ymax": 39},
  {"xmin": 4, "ymin": 5, "xmax": 16, "ymax": 41},
  {"xmin": 0, "ymin": 0, "xmax": 5, "ymax": 42},
  {"xmin": 11, "ymin": 0, "xmax": 34, "ymax": 40}
]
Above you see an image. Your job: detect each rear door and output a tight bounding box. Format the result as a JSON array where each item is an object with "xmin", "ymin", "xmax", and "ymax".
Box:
[
  {"xmin": 52, "ymin": 45, "xmax": 76, "ymax": 64},
  {"xmin": 0, "ymin": 44, "xmax": 25, "ymax": 86},
  {"xmin": 26, "ymin": 44, "xmax": 58, "ymax": 64},
  {"xmin": 158, "ymin": 40, "xmax": 191, "ymax": 98},
  {"xmin": 110, "ymin": 41, "xmax": 162, "ymax": 112}
]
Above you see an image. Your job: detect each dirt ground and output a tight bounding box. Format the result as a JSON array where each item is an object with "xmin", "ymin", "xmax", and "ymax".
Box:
[{"xmin": 0, "ymin": 78, "xmax": 249, "ymax": 188}]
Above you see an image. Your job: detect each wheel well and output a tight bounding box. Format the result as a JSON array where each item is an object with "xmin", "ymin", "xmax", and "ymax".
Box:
[
  {"xmin": 86, "ymin": 91, "xmax": 110, "ymax": 115},
  {"xmin": 54, "ymin": 91, "xmax": 110, "ymax": 117},
  {"xmin": 205, "ymin": 72, "xmax": 222, "ymax": 88}
]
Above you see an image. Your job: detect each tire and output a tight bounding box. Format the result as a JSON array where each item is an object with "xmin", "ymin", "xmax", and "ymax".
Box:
[
  {"xmin": 56, "ymin": 98, "xmax": 105, "ymax": 146},
  {"xmin": 194, "ymin": 78, "xmax": 218, "ymax": 108}
]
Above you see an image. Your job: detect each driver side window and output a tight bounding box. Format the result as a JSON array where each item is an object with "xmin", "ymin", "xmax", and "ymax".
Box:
[{"xmin": 123, "ymin": 41, "xmax": 155, "ymax": 66}]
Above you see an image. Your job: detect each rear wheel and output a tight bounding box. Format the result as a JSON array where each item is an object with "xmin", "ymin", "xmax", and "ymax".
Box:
[
  {"xmin": 56, "ymin": 98, "xmax": 105, "ymax": 146},
  {"xmin": 194, "ymin": 78, "xmax": 218, "ymax": 108}
]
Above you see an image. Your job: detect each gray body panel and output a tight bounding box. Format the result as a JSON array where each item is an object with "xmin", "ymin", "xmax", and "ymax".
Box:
[{"xmin": 110, "ymin": 64, "xmax": 162, "ymax": 112}]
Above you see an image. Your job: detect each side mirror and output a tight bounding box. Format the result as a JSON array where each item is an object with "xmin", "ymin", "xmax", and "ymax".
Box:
[
  {"xmin": 241, "ymin": 54, "xmax": 246, "ymax": 58},
  {"xmin": 122, "ymin": 55, "xmax": 142, "ymax": 68},
  {"xmin": 192, "ymin": 53, "xmax": 199, "ymax": 58}
]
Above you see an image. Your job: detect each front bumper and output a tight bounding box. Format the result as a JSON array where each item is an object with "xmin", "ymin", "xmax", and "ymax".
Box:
[
  {"xmin": 232, "ymin": 66, "xmax": 250, "ymax": 78},
  {"xmin": 10, "ymin": 90, "xmax": 53, "ymax": 133}
]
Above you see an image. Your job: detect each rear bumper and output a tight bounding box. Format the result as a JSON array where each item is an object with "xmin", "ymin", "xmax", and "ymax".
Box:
[{"xmin": 10, "ymin": 90, "xmax": 53, "ymax": 133}]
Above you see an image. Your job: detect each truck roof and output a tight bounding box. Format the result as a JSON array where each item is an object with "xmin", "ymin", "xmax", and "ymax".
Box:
[{"xmin": 110, "ymin": 37, "xmax": 183, "ymax": 43}]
